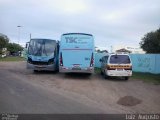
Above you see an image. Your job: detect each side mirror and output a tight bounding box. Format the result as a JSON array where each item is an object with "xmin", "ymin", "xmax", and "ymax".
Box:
[
  {"xmin": 99, "ymin": 59, "xmax": 102, "ymax": 62},
  {"xmin": 25, "ymin": 43, "xmax": 28, "ymax": 48}
]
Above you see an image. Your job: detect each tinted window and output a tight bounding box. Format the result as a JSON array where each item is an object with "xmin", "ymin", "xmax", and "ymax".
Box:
[{"xmin": 109, "ymin": 55, "xmax": 131, "ymax": 64}]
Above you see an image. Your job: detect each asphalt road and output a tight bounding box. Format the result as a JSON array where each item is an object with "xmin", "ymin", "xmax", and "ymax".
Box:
[
  {"xmin": 0, "ymin": 67, "xmax": 103, "ymax": 114},
  {"xmin": 0, "ymin": 62, "xmax": 160, "ymax": 114}
]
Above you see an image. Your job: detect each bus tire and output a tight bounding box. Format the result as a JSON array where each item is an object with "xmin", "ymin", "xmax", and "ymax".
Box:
[{"xmin": 34, "ymin": 70, "xmax": 38, "ymax": 73}]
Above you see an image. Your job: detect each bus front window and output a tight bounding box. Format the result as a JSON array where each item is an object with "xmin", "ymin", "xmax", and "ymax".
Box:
[{"xmin": 28, "ymin": 39, "xmax": 56, "ymax": 57}]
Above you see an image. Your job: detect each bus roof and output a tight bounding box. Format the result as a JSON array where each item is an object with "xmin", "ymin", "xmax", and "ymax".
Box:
[{"xmin": 62, "ymin": 33, "xmax": 93, "ymax": 36}]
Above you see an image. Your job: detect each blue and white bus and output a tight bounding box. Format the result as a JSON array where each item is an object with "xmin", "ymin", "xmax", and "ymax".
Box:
[
  {"xmin": 27, "ymin": 39, "xmax": 59, "ymax": 72},
  {"xmin": 59, "ymin": 33, "xmax": 94, "ymax": 73}
]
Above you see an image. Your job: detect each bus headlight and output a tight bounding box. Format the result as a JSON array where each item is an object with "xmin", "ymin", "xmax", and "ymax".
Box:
[
  {"xmin": 27, "ymin": 57, "xmax": 32, "ymax": 64},
  {"xmin": 48, "ymin": 58, "xmax": 54, "ymax": 65}
]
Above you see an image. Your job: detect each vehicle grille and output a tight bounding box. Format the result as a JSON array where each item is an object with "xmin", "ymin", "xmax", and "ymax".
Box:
[
  {"xmin": 28, "ymin": 57, "xmax": 54, "ymax": 65},
  {"xmin": 32, "ymin": 61, "xmax": 48, "ymax": 65}
]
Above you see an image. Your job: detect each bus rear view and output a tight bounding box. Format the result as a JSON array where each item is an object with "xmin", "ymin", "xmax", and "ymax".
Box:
[{"xmin": 59, "ymin": 33, "xmax": 94, "ymax": 74}]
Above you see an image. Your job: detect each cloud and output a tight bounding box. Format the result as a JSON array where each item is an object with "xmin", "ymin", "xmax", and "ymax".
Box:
[
  {"xmin": 0, "ymin": 0, "xmax": 160, "ymax": 50},
  {"xmin": 50, "ymin": 0, "xmax": 89, "ymax": 14}
]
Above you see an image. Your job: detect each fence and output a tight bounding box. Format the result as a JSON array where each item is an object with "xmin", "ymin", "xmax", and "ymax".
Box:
[{"xmin": 95, "ymin": 53, "xmax": 160, "ymax": 74}]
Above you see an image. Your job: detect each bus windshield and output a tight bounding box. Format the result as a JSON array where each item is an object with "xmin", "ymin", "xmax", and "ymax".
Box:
[
  {"xmin": 109, "ymin": 55, "xmax": 131, "ymax": 64},
  {"xmin": 28, "ymin": 39, "xmax": 56, "ymax": 56}
]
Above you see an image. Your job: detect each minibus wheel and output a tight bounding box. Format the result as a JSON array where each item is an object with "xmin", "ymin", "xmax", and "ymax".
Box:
[
  {"xmin": 124, "ymin": 77, "xmax": 129, "ymax": 80},
  {"xmin": 104, "ymin": 73, "xmax": 109, "ymax": 79}
]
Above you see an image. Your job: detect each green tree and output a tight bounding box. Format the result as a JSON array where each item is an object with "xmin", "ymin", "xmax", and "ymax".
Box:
[
  {"xmin": 0, "ymin": 34, "xmax": 9, "ymax": 54},
  {"xmin": 7, "ymin": 43, "xmax": 23, "ymax": 53},
  {"xmin": 140, "ymin": 28, "xmax": 160, "ymax": 53}
]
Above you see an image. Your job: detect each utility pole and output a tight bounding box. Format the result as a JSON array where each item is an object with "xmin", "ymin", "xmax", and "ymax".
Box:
[
  {"xmin": 17, "ymin": 25, "xmax": 22, "ymax": 44},
  {"xmin": 30, "ymin": 33, "xmax": 32, "ymax": 40},
  {"xmin": 111, "ymin": 45, "xmax": 113, "ymax": 53}
]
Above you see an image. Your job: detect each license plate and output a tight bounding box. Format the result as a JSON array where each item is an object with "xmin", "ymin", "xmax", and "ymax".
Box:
[
  {"xmin": 35, "ymin": 66, "xmax": 45, "ymax": 68},
  {"xmin": 72, "ymin": 67, "xmax": 81, "ymax": 70},
  {"xmin": 73, "ymin": 65, "xmax": 80, "ymax": 67}
]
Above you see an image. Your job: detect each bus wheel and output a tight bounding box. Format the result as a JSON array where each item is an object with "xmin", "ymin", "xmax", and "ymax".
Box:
[
  {"xmin": 124, "ymin": 77, "xmax": 129, "ymax": 80},
  {"xmin": 34, "ymin": 70, "xmax": 38, "ymax": 73}
]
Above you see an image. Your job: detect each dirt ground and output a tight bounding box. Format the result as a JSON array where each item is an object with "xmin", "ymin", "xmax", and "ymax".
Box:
[{"xmin": 0, "ymin": 61, "xmax": 160, "ymax": 113}]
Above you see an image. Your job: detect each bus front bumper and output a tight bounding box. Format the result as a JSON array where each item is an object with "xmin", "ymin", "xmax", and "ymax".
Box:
[{"xmin": 27, "ymin": 63, "xmax": 57, "ymax": 71}]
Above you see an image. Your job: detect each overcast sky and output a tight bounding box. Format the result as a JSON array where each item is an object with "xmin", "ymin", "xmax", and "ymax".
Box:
[{"xmin": 0, "ymin": 0, "xmax": 160, "ymax": 50}]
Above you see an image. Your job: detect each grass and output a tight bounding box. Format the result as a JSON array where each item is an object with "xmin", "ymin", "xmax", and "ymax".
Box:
[
  {"xmin": 95, "ymin": 67, "xmax": 101, "ymax": 73},
  {"xmin": 0, "ymin": 56, "xmax": 26, "ymax": 62},
  {"xmin": 131, "ymin": 72, "xmax": 160, "ymax": 85},
  {"xmin": 95, "ymin": 67, "xmax": 160, "ymax": 84}
]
